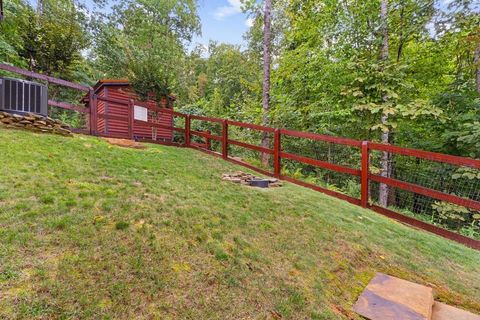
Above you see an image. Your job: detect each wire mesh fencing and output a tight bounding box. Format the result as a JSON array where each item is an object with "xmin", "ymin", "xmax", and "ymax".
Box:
[
  {"xmin": 369, "ymin": 148, "xmax": 480, "ymax": 239},
  {"xmin": 156, "ymin": 109, "xmax": 480, "ymax": 246}
]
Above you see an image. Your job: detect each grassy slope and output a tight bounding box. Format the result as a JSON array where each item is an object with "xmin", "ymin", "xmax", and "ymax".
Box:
[{"xmin": 0, "ymin": 128, "xmax": 478, "ymax": 320}]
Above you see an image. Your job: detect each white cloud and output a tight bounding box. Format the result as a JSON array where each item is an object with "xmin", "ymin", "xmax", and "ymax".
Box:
[
  {"xmin": 214, "ymin": 0, "xmax": 243, "ymax": 20},
  {"xmin": 245, "ymin": 18, "xmax": 254, "ymax": 27}
]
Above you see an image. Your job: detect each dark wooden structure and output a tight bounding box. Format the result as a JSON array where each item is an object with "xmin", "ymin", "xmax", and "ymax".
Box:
[
  {"xmin": 83, "ymin": 80, "xmax": 176, "ymax": 141},
  {"xmin": 1, "ymin": 63, "xmax": 479, "ymax": 250}
]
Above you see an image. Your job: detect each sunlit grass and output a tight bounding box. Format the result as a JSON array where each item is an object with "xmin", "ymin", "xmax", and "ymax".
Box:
[{"xmin": 0, "ymin": 128, "xmax": 478, "ymax": 319}]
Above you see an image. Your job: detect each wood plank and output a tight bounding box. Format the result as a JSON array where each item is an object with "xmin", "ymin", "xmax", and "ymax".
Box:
[
  {"xmin": 227, "ymin": 120, "xmax": 276, "ymax": 132},
  {"xmin": 369, "ymin": 205, "xmax": 480, "ymax": 250},
  {"xmin": 274, "ymin": 129, "xmax": 281, "ymax": 177},
  {"xmin": 190, "ymin": 114, "xmax": 224, "ymax": 123},
  {"xmin": 133, "ymin": 119, "xmax": 180, "ymax": 132},
  {"xmin": 280, "ymin": 128, "xmax": 362, "ymax": 147},
  {"xmin": 369, "ymin": 142, "xmax": 480, "ymax": 169},
  {"xmin": 369, "ymin": 174, "xmax": 480, "ymax": 211},
  {"xmin": 96, "ymin": 95, "xmax": 130, "ymax": 106},
  {"xmin": 281, "ymin": 151, "xmax": 361, "ymax": 176},
  {"xmin": 222, "ymin": 120, "xmax": 228, "ymax": 159},
  {"xmin": 361, "ymin": 141, "xmax": 369, "ymax": 208},
  {"xmin": 0, "ymin": 63, "xmax": 91, "ymax": 92},
  {"xmin": 48, "ymin": 100, "xmax": 89, "ymax": 114},
  {"xmin": 97, "ymin": 114, "xmax": 129, "ymax": 121},
  {"xmin": 191, "ymin": 130, "xmax": 222, "ymax": 141},
  {"xmin": 228, "ymin": 139, "xmax": 274, "ymax": 154}
]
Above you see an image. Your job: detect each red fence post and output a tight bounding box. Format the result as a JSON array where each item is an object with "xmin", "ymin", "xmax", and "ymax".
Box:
[
  {"xmin": 89, "ymin": 92, "xmax": 98, "ymax": 136},
  {"xmin": 206, "ymin": 130, "xmax": 212, "ymax": 150},
  {"xmin": 361, "ymin": 141, "xmax": 369, "ymax": 208},
  {"xmin": 128, "ymin": 99, "xmax": 134, "ymax": 140},
  {"xmin": 88, "ymin": 90, "xmax": 94, "ymax": 135},
  {"xmin": 185, "ymin": 115, "xmax": 191, "ymax": 147},
  {"xmin": 222, "ymin": 120, "xmax": 228, "ymax": 159},
  {"xmin": 274, "ymin": 129, "xmax": 281, "ymax": 177}
]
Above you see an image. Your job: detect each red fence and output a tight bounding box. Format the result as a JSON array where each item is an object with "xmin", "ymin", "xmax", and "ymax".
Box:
[
  {"xmin": 0, "ymin": 63, "xmax": 91, "ymax": 134},
  {"xmin": 1, "ymin": 63, "xmax": 479, "ymax": 250},
  {"xmin": 152, "ymin": 110, "xmax": 480, "ymax": 250}
]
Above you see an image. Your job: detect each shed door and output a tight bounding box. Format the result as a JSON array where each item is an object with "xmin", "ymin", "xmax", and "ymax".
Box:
[{"xmin": 93, "ymin": 94, "xmax": 131, "ymax": 139}]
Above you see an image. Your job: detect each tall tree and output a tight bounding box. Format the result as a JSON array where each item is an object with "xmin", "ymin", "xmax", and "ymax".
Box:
[
  {"xmin": 92, "ymin": 0, "xmax": 200, "ymax": 101},
  {"xmin": 0, "ymin": 0, "xmax": 89, "ymax": 79},
  {"xmin": 378, "ymin": 0, "xmax": 390, "ymax": 207},
  {"xmin": 36, "ymin": 0, "xmax": 44, "ymax": 15},
  {"xmin": 476, "ymin": 43, "xmax": 480, "ymax": 93},
  {"xmin": 0, "ymin": 0, "xmax": 4, "ymax": 21},
  {"xmin": 261, "ymin": 0, "xmax": 272, "ymax": 165}
]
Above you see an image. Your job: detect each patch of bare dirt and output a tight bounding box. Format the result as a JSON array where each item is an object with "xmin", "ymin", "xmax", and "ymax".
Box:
[{"xmin": 103, "ymin": 138, "xmax": 147, "ymax": 149}]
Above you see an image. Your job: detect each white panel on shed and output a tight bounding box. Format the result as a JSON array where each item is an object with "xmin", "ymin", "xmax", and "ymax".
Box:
[{"xmin": 134, "ymin": 105, "xmax": 148, "ymax": 122}]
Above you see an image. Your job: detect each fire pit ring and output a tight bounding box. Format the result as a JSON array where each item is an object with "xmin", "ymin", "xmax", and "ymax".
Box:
[
  {"xmin": 222, "ymin": 171, "xmax": 283, "ymax": 188},
  {"xmin": 248, "ymin": 179, "xmax": 269, "ymax": 188}
]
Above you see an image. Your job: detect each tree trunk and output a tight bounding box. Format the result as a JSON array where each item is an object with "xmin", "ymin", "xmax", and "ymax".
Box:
[
  {"xmin": 396, "ymin": 6, "xmax": 405, "ymax": 63},
  {"xmin": 261, "ymin": 0, "xmax": 272, "ymax": 166},
  {"xmin": 475, "ymin": 42, "xmax": 480, "ymax": 94},
  {"xmin": 380, "ymin": 0, "xmax": 389, "ymax": 61},
  {"xmin": 37, "ymin": 0, "xmax": 44, "ymax": 15},
  {"xmin": 379, "ymin": 0, "xmax": 390, "ymax": 207}
]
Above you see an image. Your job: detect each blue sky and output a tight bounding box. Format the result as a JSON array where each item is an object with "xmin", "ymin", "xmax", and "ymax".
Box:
[
  {"xmin": 25, "ymin": 0, "xmax": 251, "ymax": 49},
  {"xmin": 192, "ymin": 0, "xmax": 251, "ymax": 49}
]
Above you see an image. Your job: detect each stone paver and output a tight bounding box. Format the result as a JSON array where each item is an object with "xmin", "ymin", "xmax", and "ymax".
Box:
[
  {"xmin": 432, "ymin": 302, "xmax": 480, "ymax": 320},
  {"xmin": 353, "ymin": 273, "xmax": 434, "ymax": 320}
]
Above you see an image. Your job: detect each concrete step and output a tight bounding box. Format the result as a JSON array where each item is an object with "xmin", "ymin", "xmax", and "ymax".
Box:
[
  {"xmin": 353, "ymin": 273, "xmax": 434, "ymax": 320},
  {"xmin": 432, "ymin": 302, "xmax": 480, "ymax": 320}
]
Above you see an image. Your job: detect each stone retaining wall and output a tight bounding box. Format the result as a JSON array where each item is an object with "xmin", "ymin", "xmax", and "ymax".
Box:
[{"xmin": 0, "ymin": 111, "xmax": 73, "ymax": 136}]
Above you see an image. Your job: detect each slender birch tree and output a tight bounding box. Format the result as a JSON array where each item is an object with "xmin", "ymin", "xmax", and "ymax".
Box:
[
  {"xmin": 378, "ymin": 0, "xmax": 390, "ymax": 207},
  {"xmin": 475, "ymin": 43, "xmax": 480, "ymax": 94},
  {"xmin": 261, "ymin": 0, "xmax": 272, "ymax": 165}
]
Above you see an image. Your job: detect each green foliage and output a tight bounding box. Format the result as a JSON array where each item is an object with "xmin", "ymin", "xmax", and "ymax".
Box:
[
  {"xmin": 452, "ymin": 167, "xmax": 480, "ymax": 180},
  {"xmin": 180, "ymin": 42, "xmax": 262, "ymax": 121},
  {"xmin": 343, "ymin": 60, "xmax": 444, "ymax": 134},
  {"xmin": 432, "ymin": 201, "xmax": 480, "ymax": 235},
  {"xmin": 6, "ymin": 0, "xmax": 88, "ymax": 78},
  {"xmin": 92, "ymin": 0, "xmax": 200, "ymax": 100},
  {"xmin": 0, "ymin": 0, "xmax": 94, "ymax": 127},
  {"xmin": 0, "ymin": 0, "xmax": 30, "ymax": 67}
]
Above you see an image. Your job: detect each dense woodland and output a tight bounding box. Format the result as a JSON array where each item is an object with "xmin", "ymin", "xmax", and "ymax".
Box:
[{"xmin": 1, "ymin": 0, "xmax": 479, "ymax": 237}]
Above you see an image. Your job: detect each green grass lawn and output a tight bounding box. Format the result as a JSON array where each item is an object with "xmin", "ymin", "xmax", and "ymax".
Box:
[{"xmin": 0, "ymin": 127, "xmax": 479, "ymax": 319}]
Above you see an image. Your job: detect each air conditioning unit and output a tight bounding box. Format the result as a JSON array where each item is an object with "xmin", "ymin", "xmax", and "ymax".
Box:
[{"xmin": 0, "ymin": 77, "xmax": 48, "ymax": 116}]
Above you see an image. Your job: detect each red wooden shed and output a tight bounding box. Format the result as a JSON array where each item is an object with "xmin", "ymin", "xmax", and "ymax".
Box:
[{"xmin": 83, "ymin": 79, "xmax": 176, "ymax": 141}]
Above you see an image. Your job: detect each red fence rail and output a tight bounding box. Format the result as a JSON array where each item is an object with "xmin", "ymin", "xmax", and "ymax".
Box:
[
  {"xmin": 150, "ymin": 110, "xmax": 480, "ymax": 250},
  {"xmin": 0, "ymin": 63, "xmax": 93, "ymax": 133},
  {"xmin": 1, "ymin": 63, "xmax": 479, "ymax": 250}
]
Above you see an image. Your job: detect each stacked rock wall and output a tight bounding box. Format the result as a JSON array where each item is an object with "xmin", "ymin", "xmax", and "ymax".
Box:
[{"xmin": 0, "ymin": 111, "xmax": 73, "ymax": 136}]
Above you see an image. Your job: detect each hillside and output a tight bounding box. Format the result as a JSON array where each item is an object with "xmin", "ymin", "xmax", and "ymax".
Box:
[{"xmin": 0, "ymin": 128, "xmax": 479, "ymax": 319}]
